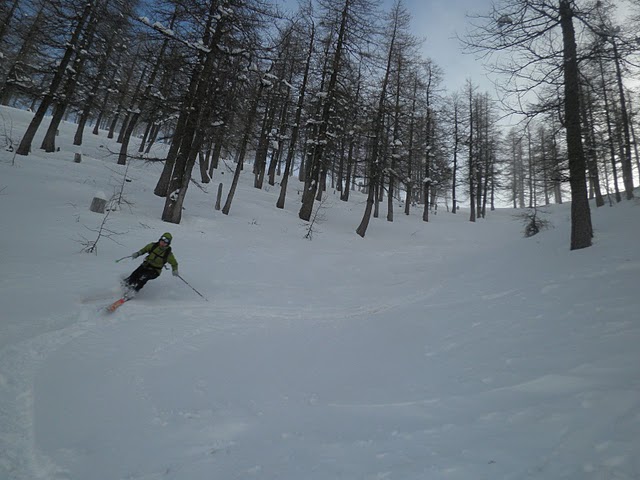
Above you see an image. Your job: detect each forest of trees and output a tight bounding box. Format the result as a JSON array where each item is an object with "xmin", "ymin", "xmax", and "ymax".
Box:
[{"xmin": 1, "ymin": 0, "xmax": 639, "ymax": 249}]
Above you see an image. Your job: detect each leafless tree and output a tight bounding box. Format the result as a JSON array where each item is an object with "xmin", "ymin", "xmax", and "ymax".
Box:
[
  {"xmin": 463, "ymin": 0, "xmax": 594, "ymax": 249},
  {"xmin": 277, "ymin": 9, "xmax": 316, "ymax": 209},
  {"xmin": 299, "ymin": 0, "xmax": 377, "ymax": 223},
  {"xmin": 16, "ymin": 1, "xmax": 96, "ymax": 156}
]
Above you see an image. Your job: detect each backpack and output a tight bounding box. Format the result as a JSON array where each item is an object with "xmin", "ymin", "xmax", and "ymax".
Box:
[
  {"xmin": 152, "ymin": 241, "xmax": 172, "ymax": 262},
  {"xmin": 143, "ymin": 242, "xmax": 172, "ymax": 271}
]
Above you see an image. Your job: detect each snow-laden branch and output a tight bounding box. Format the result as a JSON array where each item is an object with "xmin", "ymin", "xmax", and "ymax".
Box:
[{"xmin": 138, "ymin": 16, "xmax": 212, "ymax": 54}]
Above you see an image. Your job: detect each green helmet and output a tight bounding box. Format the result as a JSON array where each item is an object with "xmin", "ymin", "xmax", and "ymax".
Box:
[{"xmin": 160, "ymin": 232, "xmax": 172, "ymax": 244}]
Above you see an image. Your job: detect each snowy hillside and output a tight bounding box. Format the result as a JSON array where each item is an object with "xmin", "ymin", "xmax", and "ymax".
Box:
[{"xmin": 1, "ymin": 105, "xmax": 640, "ymax": 480}]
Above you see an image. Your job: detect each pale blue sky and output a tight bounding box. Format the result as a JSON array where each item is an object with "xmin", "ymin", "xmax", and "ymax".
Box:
[
  {"xmin": 276, "ymin": 0, "xmax": 494, "ymax": 94},
  {"xmin": 387, "ymin": 0, "xmax": 493, "ymax": 93}
]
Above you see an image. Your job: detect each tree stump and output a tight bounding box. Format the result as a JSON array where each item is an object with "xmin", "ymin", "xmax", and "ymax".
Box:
[
  {"xmin": 74, "ymin": 152, "xmax": 82, "ymax": 163},
  {"xmin": 215, "ymin": 183, "xmax": 223, "ymax": 211},
  {"xmin": 89, "ymin": 194, "xmax": 107, "ymax": 214}
]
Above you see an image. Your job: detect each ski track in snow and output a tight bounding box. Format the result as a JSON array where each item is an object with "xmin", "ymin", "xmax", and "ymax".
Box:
[
  {"xmin": 2, "ymin": 288, "xmax": 441, "ymax": 480},
  {"xmin": 4, "ymin": 275, "xmax": 640, "ymax": 480},
  {"xmin": 4, "ymin": 262, "xmax": 640, "ymax": 480},
  {"xmin": 3, "ymin": 263, "xmax": 640, "ymax": 480}
]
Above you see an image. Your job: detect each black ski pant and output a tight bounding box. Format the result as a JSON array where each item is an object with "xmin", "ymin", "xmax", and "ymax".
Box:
[{"xmin": 125, "ymin": 264, "xmax": 160, "ymax": 292}]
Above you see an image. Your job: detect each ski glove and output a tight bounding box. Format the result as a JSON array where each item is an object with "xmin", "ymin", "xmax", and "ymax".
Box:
[
  {"xmin": 131, "ymin": 252, "xmax": 140, "ymax": 259},
  {"xmin": 173, "ymin": 269, "xmax": 179, "ymax": 277}
]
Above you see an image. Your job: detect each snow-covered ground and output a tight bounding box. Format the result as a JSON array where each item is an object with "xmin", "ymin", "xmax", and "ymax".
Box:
[{"xmin": 1, "ymin": 105, "xmax": 639, "ymax": 480}]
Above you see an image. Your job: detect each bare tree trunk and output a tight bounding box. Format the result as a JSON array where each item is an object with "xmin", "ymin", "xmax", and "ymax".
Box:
[
  {"xmin": 0, "ymin": 0, "xmax": 46, "ymax": 104},
  {"xmin": 482, "ymin": 147, "xmax": 491, "ymax": 218},
  {"xmin": 108, "ymin": 61, "xmax": 137, "ymax": 140},
  {"xmin": 598, "ymin": 56, "xmax": 622, "ymax": 203},
  {"xmin": 222, "ymin": 81, "xmax": 264, "ymax": 215},
  {"xmin": 161, "ymin": 139, "xmax": 201, "ymax": 224},
  {"xmin": 404, "ymin": 76, "xmax": 418, "ymax": 215},
  {"xmin": 254, "ymin": 96, "xmax": 277, "ymax": 189},
  {"xmin": 611, "ymin": 41, "xmax": 635, "ymax": 199},
  {"xmin": 155, "ymin": 121, "xmax": 184, "ymax": 197},
  {"xmin": 42, "ymin": 5, "xmax": 101, "ymax": 152},
  {"xmin": 452, "ymin": 102, "xmax": 459, "ymax": 213},
  {"xmin": 207, "ymin": 135, "xmax": 221, "ymax": 176},
  {"xmin": 162, "ymin": 2, "xmax": 231, "ymax": 223},
  {"xmin": 268, "ymin": 94, "xmax": 290, "ymax": 186},
  {"xmin": 387, "ymin": 56, "xmax": 404, "ymax": 223},
  {"xmin": 138, "ymin": 121, "xmax": 152, "ymax": 153},
  {"xmin": 163, "ymin": 95, "xmax": 213, "ymax": 222},
  {"xmin": 336, "ymin": 137, "xmax": 345, "ymax": 193},
  {"xmin": 92, "ymin": 81, "xmax": 114, "ymax": 136},
  {"xmin": 468, "ymin": 84, "xmax": 476, "ymax": 222},
  {"xmin": 156, "ymin": 6, "xmax": 221, "ymax": 199},
  {"xmin": 301, "ymin": 1, "xmax": 350, "ymax": 222},
  {"xmin": 0, "ymin": 0, "xmax": 20, "ymax": 44},
  {"xmin": 356, "ymin": 1, "xmax": 401, "ymax": 235},
  {"xmin": 422, "ymin": 70, "xmax": 436, "ymax": 222},
  {"xmin": 354, "ymin": 185, "xmax": 374, "ymax": 237},
  {"xmin": 560, "ymin": 0, "xmax": 592, "ymax": 250},
  {"xmin": 146, "ymin": 123, "xmax": 162, "ymax": 153},
  {"xmin": 627, "ymin": 95, "xmax": 640, "ymax": 177},
  {"xmin": 581, "ymin": 89, "xmax": 605, "ymax": 207},
  {"xmin": 74, "ymin": 37, "xmax": 117, "ymax": 145},
  {"xmin": 118, "ymin": 10, "xmax": 177, "ymax": 165},
  {"xmin": 373, "ymin": 177, "xmax": 380, "ymax": 219},
  {"xmin": 16, "ymin": 2, "xmax": 93, "ymax": 155},
  {"xmin": 341, "ymin": 137, "xmax": 355, "ymax": 202},
  {"xmin": 198, "ymin": 150, "xmax": 210, "ymax": 183}
]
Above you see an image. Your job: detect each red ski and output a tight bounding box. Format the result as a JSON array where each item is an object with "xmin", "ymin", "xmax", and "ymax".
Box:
[{"xmin": 106, "ymin": 297, "xmax": 128, "ymax": 312}]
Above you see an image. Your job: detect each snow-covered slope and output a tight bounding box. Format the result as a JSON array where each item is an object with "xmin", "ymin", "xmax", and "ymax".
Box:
[{"xmin": 1, "ymin": 106, "xmax": 639, "ymax": 480}]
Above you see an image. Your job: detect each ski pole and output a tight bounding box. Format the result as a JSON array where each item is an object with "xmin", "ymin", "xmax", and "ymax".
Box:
[
  {"xmin": 177, "ymin": 274, "xmax": 208, "ymax": 301},
  {"xmin": 115, "ymin": 255, "xmax": 132, "ymax": 263}
]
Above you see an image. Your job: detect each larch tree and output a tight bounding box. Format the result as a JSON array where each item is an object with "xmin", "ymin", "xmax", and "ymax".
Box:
[
  {"xmin": 419, "ymin": 60, "xmax": 443, "ymax": 222},
  {"xmin": 115, "ymin": 5, "xmax": 177, "ymax": 165},
  {"xmin": 0, "ymin": 0, "xmax": 48, "ymax": 104},
  {"xmin": 16, "ymin": 0, "xmax": 96, "ymax": 156},
  {"xmin": 158, "ymin": 0, "xmax": 273, "ymax": 224},
  {"xmin": 463, "ymin": 0, "xmax": 594, "ymax": 249},
  {"xmin": 356, "ymin": 0, "xmax": 415, "ymax": 236},
  {"xmin": 299, "ymin": 0, "xmax": 376, "ymax": 223},
  {"xmin": 0, "ymin": 0, "xmax": 21, "ymax": 45},
  {"xmin": 39, "ymin": 0, "xmax": 106, "ymax": 153},
  {"xmin": 277, "ymin": 10, "xmax": 316, "ymax": 210}
]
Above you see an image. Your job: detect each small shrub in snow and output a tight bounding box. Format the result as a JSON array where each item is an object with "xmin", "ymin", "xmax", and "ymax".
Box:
[{"xmin": 518, "ymin": 207, "xmax": 552, "ymax": 238}]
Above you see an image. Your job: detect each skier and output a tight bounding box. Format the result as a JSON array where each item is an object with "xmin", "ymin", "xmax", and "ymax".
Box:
[{"xmin": 123, "ymin": 232, "xmax": 179, "ymax": 295}]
